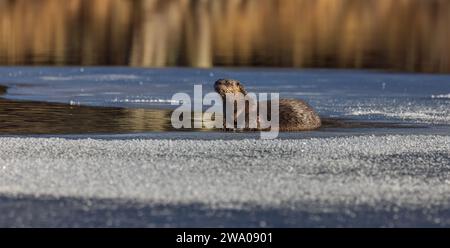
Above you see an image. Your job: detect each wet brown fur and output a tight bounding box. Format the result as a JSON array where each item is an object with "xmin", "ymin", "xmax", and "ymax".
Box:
[{"xmin": 214, "ymin": 79, "xmax": 321, "ymax": 131}]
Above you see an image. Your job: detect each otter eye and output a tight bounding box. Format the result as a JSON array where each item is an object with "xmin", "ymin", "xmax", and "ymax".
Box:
[{"xmin": 236, "ymin": 82, "xmax": 240, "ymax": 86}]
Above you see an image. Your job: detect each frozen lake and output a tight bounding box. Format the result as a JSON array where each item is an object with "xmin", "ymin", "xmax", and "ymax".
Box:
[
  {"xmin": 1, "ymin": 67, "xmax": 450, "ymax": 126},
  {"xmin": 0, "ymin": 67, "xmax": 449, "ymax": 227}
]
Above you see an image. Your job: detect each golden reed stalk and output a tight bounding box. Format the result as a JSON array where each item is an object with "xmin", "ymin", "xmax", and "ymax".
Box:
[{"xmin": 0, "ymin": 0, "xmax": 449, "ymax": 72}]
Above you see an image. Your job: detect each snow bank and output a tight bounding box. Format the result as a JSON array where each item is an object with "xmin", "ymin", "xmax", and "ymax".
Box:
[{"xmin": 0, "ymin": 135, "xmax": 449, "ymax": 207}]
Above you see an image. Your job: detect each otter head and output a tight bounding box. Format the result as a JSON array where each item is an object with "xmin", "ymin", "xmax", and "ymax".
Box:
[{"xmin": 214, "ymin": 79, "xmax": 247, "ymax": 99}]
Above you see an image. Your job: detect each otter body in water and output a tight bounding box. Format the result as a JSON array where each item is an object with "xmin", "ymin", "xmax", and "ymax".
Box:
[{"xmin": 214, "ymin": 79, "xmax": 321, "ymax": 131}]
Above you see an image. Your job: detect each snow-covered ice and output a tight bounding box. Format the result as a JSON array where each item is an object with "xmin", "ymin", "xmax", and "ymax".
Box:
[{"xmin": 0, "ymin": 134, "xmax": 449, "ymax": 227}]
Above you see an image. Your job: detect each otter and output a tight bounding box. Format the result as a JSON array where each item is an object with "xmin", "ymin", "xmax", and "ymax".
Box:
[{"xmin": 214, "ymin": 79, "xmax": 321, "ymax": 131}]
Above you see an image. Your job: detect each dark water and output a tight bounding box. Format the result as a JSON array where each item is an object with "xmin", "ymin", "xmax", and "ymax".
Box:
[
  {"xmin": 1, "ymin": 0, "xmax": 450, "ymax": 73},
  {"xmin": 0, "ymin": 95, "xmax": 172, "ymax": 134}
]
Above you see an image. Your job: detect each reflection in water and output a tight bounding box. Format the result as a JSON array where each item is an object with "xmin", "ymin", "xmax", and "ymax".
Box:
[
  {"xmin": 0, "ymin": 0, "xmax": 449, "ymax": 72},
  {"xmin": 0, "ymin": 85, "xmax": 175, "ymax": 134}
]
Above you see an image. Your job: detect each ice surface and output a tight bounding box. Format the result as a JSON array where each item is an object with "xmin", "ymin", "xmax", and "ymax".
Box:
[
  {"xmin": 346, "ymin": 103, "xmax": 450, "ymax": 124},
  {"xmin": 432, "ymin": 93, "xmax": 450, "ymax": 99},
  {"xmin": 0, "ymin": 134, "xmax": 449, "ymax": 227},
  {"xmin": 1, "ymin": 67, "xmax": 450, "ymax": 123}
]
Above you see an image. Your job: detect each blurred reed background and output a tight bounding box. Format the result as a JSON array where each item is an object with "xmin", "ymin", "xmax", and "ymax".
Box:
[{"xmin": 0, "ymin": 0, "xmax": 449, "ymax": 73}]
